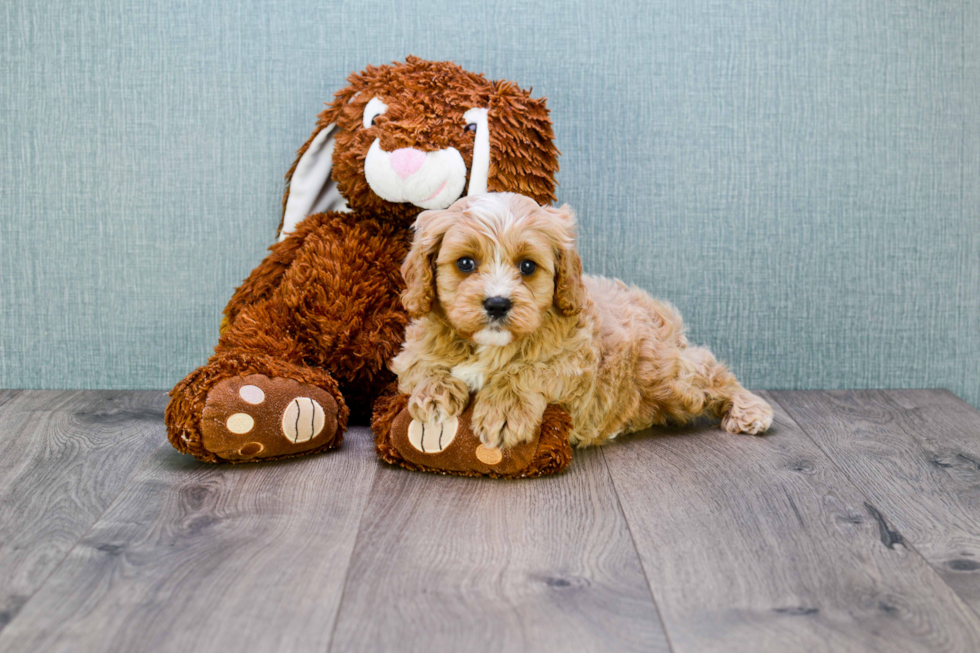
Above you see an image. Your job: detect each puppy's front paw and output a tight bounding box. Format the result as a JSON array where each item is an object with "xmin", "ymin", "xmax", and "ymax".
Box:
[
  {"xmin": 408, "ymin": 376, "xmax": 469, "ymax": 424},
  {"xmin": 471, "ymin": 399, "xmax": 542, "ymax": 450}
]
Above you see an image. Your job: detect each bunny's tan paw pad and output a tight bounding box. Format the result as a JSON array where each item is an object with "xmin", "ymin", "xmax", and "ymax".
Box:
[{"xmin": 200, "ymin": 374, "xmax": 340, "ymax": 461}]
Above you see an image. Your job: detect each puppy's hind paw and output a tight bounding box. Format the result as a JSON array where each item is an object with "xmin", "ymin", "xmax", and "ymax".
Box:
[{"xmin": 721, "ymin": 391, "xmax": 773, "ymax": 435}]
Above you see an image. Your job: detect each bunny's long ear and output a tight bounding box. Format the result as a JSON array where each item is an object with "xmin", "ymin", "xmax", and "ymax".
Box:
[
  {"xmin": 485, "ymin": 82, "xmax": 559, "ymax": 206},
  {"xmin": 278, "ymin": 123, "xmax": 350, "ymax": 241}
]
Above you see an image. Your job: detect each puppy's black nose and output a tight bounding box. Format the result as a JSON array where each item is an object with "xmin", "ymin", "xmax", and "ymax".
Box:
[{"xmin": 483, "ymin": 296, "xmax": 512, "ymax": 319}]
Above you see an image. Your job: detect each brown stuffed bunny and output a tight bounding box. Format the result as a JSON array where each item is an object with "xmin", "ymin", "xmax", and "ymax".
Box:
[{"xmin": 165, "ymin": 57, "xmax": 564, "ymax": 465}]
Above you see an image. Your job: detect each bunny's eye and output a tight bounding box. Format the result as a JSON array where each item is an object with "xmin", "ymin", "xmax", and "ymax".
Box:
[
  {"xmin": 457, "ymin": 257, "xmax": 476, "ymax": 273},
  {"xmin": 363, "ymin": 97, "xmax": 388, "ymax": 129},
  {"xmin": 519, "ymin": 260, "xmax": 537, "ymax": 276},
  {"xmin": 465, "ymin": 123, "xmax": 478, "ymax": 132}
]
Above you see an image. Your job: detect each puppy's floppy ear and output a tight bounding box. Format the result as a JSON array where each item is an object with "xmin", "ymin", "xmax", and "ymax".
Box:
[
  {"xmin": 401, "ymin": 208, "xmax": 457, "ymax": 318},
  {"xmin": 555, "ymin": 248, "xmax": 584, "ymax": 316},
  {"xmin": 543, "ymin": 204, "xmax": 585, "ymax": 317}
]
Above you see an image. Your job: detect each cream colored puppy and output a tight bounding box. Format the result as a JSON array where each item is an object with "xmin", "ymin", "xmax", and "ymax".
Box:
[{"xmin": 392, "ymin": 192, "xmax": 773, "ymax": 450}]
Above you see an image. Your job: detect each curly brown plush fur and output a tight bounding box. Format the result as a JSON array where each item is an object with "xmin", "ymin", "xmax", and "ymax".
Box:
[{"xmin": 165, "ymin": 57, "xmax": 563, "ymax": 463}]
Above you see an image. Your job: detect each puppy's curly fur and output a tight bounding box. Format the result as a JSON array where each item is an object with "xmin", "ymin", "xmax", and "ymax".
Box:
[{"xmin": 392, "ymin": 192, "xmax": 773, "ymax": 449}]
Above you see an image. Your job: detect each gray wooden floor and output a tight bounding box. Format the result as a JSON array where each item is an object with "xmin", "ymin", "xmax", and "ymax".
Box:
[{"xmin": 0, "ymin": 390, "xmax": 979, "ymax": 652}]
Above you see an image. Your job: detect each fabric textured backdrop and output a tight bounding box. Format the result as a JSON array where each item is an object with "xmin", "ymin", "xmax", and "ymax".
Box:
[{"xmin": 2, "ymin": 0, "xmax": 978, "ymax": 407}]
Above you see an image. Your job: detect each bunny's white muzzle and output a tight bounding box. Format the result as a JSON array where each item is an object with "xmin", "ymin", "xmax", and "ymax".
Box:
[{"xmin": 364, "ymin": 140, "xmax": 467, "ymax": 210}]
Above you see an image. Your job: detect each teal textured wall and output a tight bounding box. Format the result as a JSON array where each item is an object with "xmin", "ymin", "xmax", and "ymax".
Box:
[{"xmin": 1, "ymin": 0, "xmax": 978, "ymax": 407}]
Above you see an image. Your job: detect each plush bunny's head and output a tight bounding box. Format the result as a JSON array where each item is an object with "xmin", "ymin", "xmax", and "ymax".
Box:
[{"xmin": 279, "ymin": 57, "xmax": 560, "ymax": 239}]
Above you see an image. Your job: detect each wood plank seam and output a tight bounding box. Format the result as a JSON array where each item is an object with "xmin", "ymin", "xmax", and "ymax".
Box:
[
  {"xmin": 599, "ymin": 447, "xmax": 678, "ymax": 653},
  {"xmin": 327, "ymin": 447, "xmax": 671, "ymax": 652},
  {"xmin": 0, "ymin": 391, "xmax": 22, "ymax": 411},
  {"xmin": 768, "ymin": 393, "xmax": 929, "ymax": 559},
  {"xmin": 0, "ymin": 441, "xmax": 166, "ymax": 637},
  {"xmin": 324, "ymin": 461, "xmax": 387, "ymax": 653},
  {"xmin": 0, "ymin": 425, "xmax": 380, "ymax": 653},
  {"xmin": 601, "ymin": 391, "xmax": 980, "ymax": 651},
  {"xmin": 936, "ymin": 388, "xmax": 980, "ymax": 411},
  {"xmin": 759, "ymin": 389, "xmax": 980, "ymax": 627},
  {"xmin": 768, "ymin": 391, "xmax": 980, "ymax": 623}
]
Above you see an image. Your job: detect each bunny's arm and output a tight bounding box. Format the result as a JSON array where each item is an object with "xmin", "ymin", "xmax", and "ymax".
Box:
[{"xmin": 220, "ymin": 215, "xmax": 317, "ymax": 332}]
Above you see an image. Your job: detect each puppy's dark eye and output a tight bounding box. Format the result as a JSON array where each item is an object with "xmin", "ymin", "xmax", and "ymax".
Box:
[
  {"xmin": 465, "ymin": 123, "xmax": 478, "ymax": 132},
  {"xmin": 456, "ymin": 257, "xmax": 476, "ymax": 273},
  {"xmin": 519, "ymin": 260, "xmax": 537, "ymax": 276},
  {"xmin": 370, "ymin": 117, "xmax": 378, "ymax": 127}
]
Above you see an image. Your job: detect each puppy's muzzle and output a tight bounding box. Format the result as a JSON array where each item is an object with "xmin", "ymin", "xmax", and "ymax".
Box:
[{"xmin": 483, "ymin": 296, "xmax": 512, "ymax": 321}]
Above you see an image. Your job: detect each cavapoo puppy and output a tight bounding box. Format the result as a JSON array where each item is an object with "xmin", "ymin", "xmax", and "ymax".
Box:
[{"xmin": 391, "ymin": 192, "xmax": 773, "ymax": 450}]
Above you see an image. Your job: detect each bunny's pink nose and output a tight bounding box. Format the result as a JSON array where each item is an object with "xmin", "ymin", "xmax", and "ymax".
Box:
[{"xmin": 390, "ymin": 148, "xmax": 426, "ymax": 179}]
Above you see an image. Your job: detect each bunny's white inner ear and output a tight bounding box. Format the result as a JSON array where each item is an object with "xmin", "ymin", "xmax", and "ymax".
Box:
[
  {"xmin": 279, "ymin": 124, "xmax": 349, "ymax": 242},
  {"xmin": 464, "ymin": 107, "xmax": 490, "ymax": 196}
]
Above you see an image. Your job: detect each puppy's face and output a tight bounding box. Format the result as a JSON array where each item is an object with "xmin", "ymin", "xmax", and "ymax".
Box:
[{"xmin": 401, "ymin": 193, "xmax": 584, "ymax": 346}]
